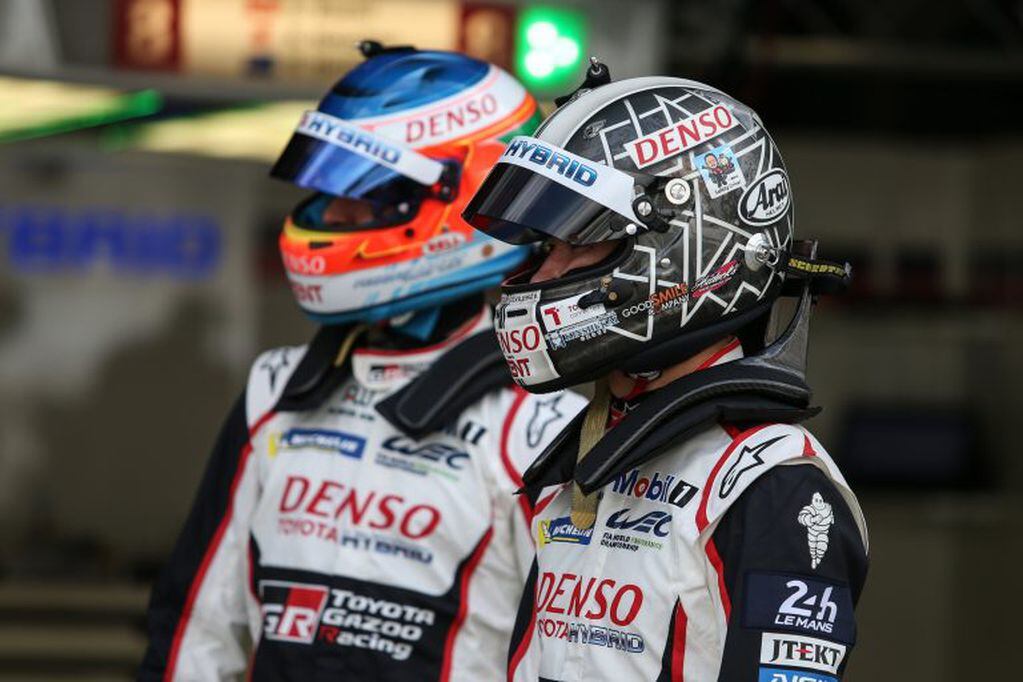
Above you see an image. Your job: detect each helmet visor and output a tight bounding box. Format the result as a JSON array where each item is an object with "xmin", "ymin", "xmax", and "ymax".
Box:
[
  {"xmin": 462, "ymin": 135, "xmax": 646, "ymax": 246},
  {"xmin": 271, "ymin": 110, "xmax": 445, "ymax": 199}
]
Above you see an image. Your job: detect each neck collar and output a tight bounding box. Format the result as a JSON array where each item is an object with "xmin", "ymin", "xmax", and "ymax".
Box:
[{"xmin": 351, "ymin": 306, "xmax": 491, "ymax": 391}]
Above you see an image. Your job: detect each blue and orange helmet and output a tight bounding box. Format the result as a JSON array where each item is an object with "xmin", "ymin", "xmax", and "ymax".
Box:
[{"xmin": 271, "ymin": 43, "xmax": 541, "ymax": 323}]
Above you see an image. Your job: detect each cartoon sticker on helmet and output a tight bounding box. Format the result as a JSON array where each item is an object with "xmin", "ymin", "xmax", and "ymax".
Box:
[{"xmin": 693, "ymin": 144, "xmax": 745, "ymax": 199}]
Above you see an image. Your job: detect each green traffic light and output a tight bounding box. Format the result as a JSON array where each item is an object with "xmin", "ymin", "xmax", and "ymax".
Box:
[{"xmin": 516, "ymin": 6, "xmax": 587, "ymax": 93}]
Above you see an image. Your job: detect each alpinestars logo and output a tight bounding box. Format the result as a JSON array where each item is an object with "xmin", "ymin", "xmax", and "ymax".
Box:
[
  {"xmin": 259, "ymin": 348, "xmax": 296, "ymax": 390},
  {"xmin": 798, "ymin": 492, "xmax": 835, "ymax": 569},
  {"xmin": 719, "ymin": 435, "xmax": 787, "ymax": 498},
  {"xmin": 526, "ymin": 394, "xmax": 564, "ymax": 448}
]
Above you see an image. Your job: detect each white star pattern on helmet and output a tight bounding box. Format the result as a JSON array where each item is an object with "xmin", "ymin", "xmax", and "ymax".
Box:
[
  {"xmin": 798, "ymin": 492, "xmax": 835, "ymax": 569},
  {"xmin": 590, "ymin": 89, "xmax": 792, "ymax": 341}
]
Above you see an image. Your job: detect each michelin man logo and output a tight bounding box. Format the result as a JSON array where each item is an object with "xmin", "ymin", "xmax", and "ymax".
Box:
[{"xmin": 798, "ymin": 492, "xmax": 835, "ymax": 570}]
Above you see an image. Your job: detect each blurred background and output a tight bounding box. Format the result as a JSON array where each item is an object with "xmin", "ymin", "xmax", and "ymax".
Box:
[{"xmin": 0, "ymin": 0, "xmax": 1021, "ymax": 679}]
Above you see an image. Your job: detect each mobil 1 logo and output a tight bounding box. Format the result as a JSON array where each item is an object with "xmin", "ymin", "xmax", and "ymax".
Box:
[
  {"xmin": 743, "ymin": 573, "xmax": 855, "ymax": 644},
  {"xmin": 610, "ymin": 467, "xmax": 699, "ymax": 509}
]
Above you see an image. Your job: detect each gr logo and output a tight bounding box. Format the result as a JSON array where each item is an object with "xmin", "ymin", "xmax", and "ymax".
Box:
[{"xmin": 259, "ymin": 580, "xmax": 329, "ymax": 644}]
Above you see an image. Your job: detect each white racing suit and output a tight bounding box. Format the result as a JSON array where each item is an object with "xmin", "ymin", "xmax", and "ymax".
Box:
[
  {"xmin": 509, "ymin": 343, "xmax": 869, "ymax": 682},
  {"xmin": 140, "ymin": 308, "xmax": 586, "ymax": 681}
]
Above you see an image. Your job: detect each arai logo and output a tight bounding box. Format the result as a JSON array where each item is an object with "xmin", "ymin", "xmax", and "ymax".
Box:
[{"xmin": 739, "ymin": 169, "xmax": 790, "ymax": 226}]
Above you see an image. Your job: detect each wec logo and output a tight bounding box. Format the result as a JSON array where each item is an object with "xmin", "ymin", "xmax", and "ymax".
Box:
[
  {"xmin": 381, "ymin": 436, "xmax": 469, "ymax": 471},
  {"xmin": 503, "ymin": 138, "xmax": 598, "ymax": 187},
  {"xmin": 605, "ymin": 509, "xmax": 671, "ymax": 537}
]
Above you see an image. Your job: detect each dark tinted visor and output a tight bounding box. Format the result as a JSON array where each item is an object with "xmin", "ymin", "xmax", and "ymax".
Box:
[
  {"xmin": 272, "ymin": 135, "xmax": 406, "ymax": 198},
  {"xmin": 462, "ymin": 162, "xmax": 623, "ymax": 245},
  {"xmin": 270, "ymin": 110, "xmax": 444, "ymax": 199},
  {"xmin": 462, "ymin": 135, "xmax": 650, "ymax": 246}
]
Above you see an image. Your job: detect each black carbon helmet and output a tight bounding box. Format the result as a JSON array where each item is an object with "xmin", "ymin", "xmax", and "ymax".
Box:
[{"xmin": 463, "ymin": 75, "xmax": 794, "ymax": 392}]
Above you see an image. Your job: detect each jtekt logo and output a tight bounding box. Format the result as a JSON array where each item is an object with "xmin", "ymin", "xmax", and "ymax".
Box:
[{"xmin": 760, "ymin": 632, "xmax": 846, "ymax": 675}]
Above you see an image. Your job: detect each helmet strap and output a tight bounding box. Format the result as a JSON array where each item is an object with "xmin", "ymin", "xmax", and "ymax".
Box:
[
  {"xmin": 333, "ymin": 323, "xmax": 368, "ymax": 368},
  {"xmin": 571, "ymin": 376, "xmax": 611, "ymax": 530}
]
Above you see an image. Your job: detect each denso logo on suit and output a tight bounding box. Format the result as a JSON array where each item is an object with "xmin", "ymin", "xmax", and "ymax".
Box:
[
  {"xmin": 536, "ymin": 572, "xmax": 643, "ymax": 626},
  {"xmin": 534, "ymin": 572, "xmax": 646, "ymax": 654},
  {"xmin": 277, "ymin": 475, "xmax": 442, "ymax": 541}
]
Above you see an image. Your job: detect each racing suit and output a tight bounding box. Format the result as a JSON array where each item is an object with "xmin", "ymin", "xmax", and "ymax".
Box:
[
  {"xmin": 140, "ymin": 308, "xmax": 585, "ymax": 681},
  {"xmin": 509, "ymin": 341, "xmax": 869, "ymax": 681}
]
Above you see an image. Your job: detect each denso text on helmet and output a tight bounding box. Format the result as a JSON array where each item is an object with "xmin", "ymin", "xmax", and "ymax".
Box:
[
  {"xmin": 627, "ymin": 104, "xmax": 738, "ymax": 169},
  {"xmin": 405, "ymin": 93, "xmax": 498, "ymax": 143}
]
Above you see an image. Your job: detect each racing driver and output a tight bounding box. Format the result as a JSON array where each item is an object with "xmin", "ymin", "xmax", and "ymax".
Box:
[
  {"xmin": 139, "ymin": 44, "xmax": 584, "ymax": 681},
  {"xmin": 463, "ymin": 67, "xmax": 869, "ymax": 681}
]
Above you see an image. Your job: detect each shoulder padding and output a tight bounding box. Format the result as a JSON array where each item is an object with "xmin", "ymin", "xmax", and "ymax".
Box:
[
  {"xmin": 501, "ymin": 390, "xmax": 589, "ymax": 480},
  {"xmin": 245, "ymin": 345, "xmax": 308, "ymax": 428},
  {"xmin": 522, "ymin": 360, "xmax": 819, "ymax": 495},
  {"xmin": 376, "ymin": 330, "xmax": 512, "ymax": 438},
  {"xmin": 698, "ymin": 423, "xmax": 830, "ymax": 533}
]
